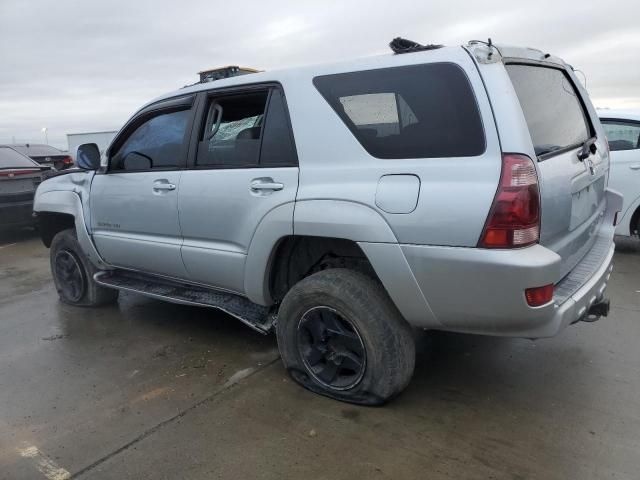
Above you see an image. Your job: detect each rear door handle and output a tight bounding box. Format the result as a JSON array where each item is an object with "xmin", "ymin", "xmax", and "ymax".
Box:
[
  {"xmin": 630, "ymin": 164, "xmax": 640, "ymax": 170},
  {"xmin": 153, "ymin": 181, "xmax": 176, "ymax": 191},
  {"xmin": 250, "ymin": 179, "xmax": 284, "ymax": 191}
]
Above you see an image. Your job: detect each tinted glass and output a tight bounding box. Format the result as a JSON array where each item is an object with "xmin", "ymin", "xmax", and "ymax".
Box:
[
  {"xmin": 313, "ymin": 63, "xmax": 485, "ymax": 159},
  {"xmin": 112, "ymin": 109, "xmax": 190, "ymax": 171},
  {"xmin": 196, "ymin": 91, "xmax": 268, "ymax": 167},
  {"xmin": 506, "ymin": 65, "xmax": 591, "ymax": 157},
  {"xmin": 260, "ymin": 90, "xmax": 298, "ymax": 166},
  {"xmin": 0, "ymin": 147, "xmax": 38, "ymax": 168},
  {"xmin": 601, "ymin": 120, "xmax": 640, "ymax": 151},
  {"xmin": 11, "ymin": 144, "xmax": 63, "ymax": 157}
]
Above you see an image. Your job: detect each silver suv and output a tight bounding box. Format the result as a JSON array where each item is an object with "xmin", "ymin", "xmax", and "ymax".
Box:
[{"xmin": 33, "ymin": 41, "xmax": 623, "ymax": 405}]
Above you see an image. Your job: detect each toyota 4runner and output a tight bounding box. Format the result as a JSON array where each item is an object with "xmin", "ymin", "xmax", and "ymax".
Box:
[{"xmin": 33, "ymin": 40, "xmax": 623, "ymax": 405}]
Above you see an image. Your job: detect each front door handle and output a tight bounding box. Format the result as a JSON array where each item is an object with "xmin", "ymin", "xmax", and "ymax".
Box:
[
  {"xmin": 153, "ymin": 181, "xmax": 176, "ymax": 191},
  {"xmin": 630, "ymin": 164, "xmax": 640, "ymax": 170},
  {"xmin": 250, "ymin": 179, "xmax": 284, "ymax": 191}
]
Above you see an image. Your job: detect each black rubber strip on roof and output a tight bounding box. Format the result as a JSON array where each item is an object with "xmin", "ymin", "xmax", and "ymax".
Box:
[{"xmin": 389, "ymin": 37, "xmax": 443, "ymax": 54}]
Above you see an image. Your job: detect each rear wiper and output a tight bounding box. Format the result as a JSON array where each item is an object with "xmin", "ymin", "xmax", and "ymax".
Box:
[{"xmin": 577, "ymin": 137, "xmax": 597, "ymax": 161}]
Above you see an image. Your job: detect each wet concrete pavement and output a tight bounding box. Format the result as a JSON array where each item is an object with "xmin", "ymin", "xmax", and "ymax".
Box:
[{"xmin": 1, "ymin": 229, "xmax": 639, "ymax": 479}]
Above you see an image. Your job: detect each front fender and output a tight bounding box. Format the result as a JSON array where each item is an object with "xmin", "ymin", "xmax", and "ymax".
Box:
[{"xmin": 34, "ymin": 189, "xmax": 109, "ymax": 269}]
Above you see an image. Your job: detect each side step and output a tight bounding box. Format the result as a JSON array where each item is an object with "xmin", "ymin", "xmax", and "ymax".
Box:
[{"xmin": 94, "ymin": 270, "xmax": 274, "ymax": 334}]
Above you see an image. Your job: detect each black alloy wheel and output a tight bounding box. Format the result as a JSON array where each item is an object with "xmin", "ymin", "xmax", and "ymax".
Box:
[
  {"xmin": 54, "ymin": 249, "xmax": 86, "ymax": 302},
  {"xmin": 297, "ymin": 306, "xmax": 366, "ymax": 390}
]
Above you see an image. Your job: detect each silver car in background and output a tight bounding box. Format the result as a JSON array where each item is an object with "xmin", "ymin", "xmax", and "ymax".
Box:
[{"xmin": 33, "ymin": 40, "xmax": 623, "ymax": 404}]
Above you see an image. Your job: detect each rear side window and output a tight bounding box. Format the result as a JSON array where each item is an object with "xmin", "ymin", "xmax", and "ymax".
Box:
[
  {"xmin": 195, "ymin": 88, "xmax": 297, "ymax": 168},
  {"xmin": 313, "ymin": 63, "xmax": 485, "ymax": 159},
  {"xmin": 506, "ymin": 65, "xmax": 591, "ymax": 158},
  {"xmin": 0, "ymin": 147, "xmax": 37, "ymax": 168},
  {"xmin": 601, "ymin": 120, "xmax": 640, "ymax": 151},
  {"xmin": 196, "ymin": 91, "xmax": 268, "ymax": 167}
]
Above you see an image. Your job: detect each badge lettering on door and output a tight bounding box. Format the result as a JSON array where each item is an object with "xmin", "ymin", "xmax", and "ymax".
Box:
[{"xmin": 97, "ymin": 222, "xmax": 120, "ymax": 229}]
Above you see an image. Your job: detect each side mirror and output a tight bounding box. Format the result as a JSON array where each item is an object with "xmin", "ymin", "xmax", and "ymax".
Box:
[{"xmin": 76, "ymin": 143, "xmax": 101, "ymax": 170}]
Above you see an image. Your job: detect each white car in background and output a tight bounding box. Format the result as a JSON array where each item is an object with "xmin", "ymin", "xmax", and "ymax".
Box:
[{"xmin": 599, "ymin": 110, "xmax": 640, "ymax": 237}]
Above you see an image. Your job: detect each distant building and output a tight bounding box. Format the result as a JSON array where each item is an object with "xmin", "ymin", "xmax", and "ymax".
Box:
[{"xmin": 67, "ymin": 130, "xmax": 118, "ymax": 159}]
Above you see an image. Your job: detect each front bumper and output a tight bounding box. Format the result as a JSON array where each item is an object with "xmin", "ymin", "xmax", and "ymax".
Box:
[{"xmin": 395, "ymin": 189, "xmax": 623, "ymax": 338}]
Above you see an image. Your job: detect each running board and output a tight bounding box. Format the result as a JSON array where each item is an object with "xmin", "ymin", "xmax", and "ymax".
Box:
[{"xmin": 93, "ymin": 270, "xmax": 274, "ymax": 334}]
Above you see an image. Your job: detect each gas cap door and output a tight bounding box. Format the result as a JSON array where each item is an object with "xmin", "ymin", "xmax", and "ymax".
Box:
[{"xmin": 375, "ymin": 174, "xmax": 420, "ymax": 214}]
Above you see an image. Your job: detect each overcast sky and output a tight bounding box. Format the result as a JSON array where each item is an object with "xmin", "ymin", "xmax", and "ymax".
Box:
[{"xmin": 1, "ymin": 0, "xmax": 638, "ymax": 149}]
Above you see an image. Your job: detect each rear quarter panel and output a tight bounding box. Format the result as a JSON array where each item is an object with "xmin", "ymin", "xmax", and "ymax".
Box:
[{"xmin": 281, "ymin": 47, "xmax": 501, "ymax": 248}]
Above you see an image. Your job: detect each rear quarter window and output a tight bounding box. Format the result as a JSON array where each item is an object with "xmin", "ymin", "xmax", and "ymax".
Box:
[
  {"xmin": 313, "ymin": 63, "xmax": 486, "ymax": 159},
  {"xmin": 506, "ymin": 64, "xmax": 592, "ymax": 158}
]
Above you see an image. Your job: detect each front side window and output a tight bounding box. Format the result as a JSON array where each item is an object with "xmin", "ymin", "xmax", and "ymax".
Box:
[
  {"xmin": 601, "ymin": 120, "xmax": 640, "ymax": 151},
  {"xmin": 196, "ymin": 91, "xmax": 268, "ymax": 167},
  {"xmin": 111, "ymin": 108, "xmax": 190, "ymax": 171},
  {"xmin": 313, "ymin": 63, "xmax": 485, "ymax": 159},
  {"xmin": 506, "ymin": 64, "xmax": 591, "ymax": 158}
]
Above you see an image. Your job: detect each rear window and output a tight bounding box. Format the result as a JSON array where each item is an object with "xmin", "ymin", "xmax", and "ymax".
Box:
[
  {"xmin": 506, "ymin": 64, "xmax": 591, "ymax": 158},
  {"xmin": 11, "ymin": 144, "xmax": 63, "ymax": 157},
  {"xmin": 0, "ymin": 147, "xmax": 37, "ymax": 168},
  {"xmin": 313, "ymin": 63, "xmax": 485, "ymax": 159}
]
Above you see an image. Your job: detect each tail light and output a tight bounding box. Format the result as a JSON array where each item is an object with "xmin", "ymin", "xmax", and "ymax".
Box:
[
  {"xmin": 0, "ymin": 169, "xmax": 41, "ymax": 177},
  {"xmin": 479, "ymin": 154, "xmax": 540, "ymax": 248},
  {"xmin": 62, "ymin": 156, "xmax": 73, "ymax": 165}
]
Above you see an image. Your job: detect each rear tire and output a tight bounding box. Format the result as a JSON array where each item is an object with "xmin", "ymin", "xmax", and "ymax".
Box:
[
  {"xmin": 276, "ymin": 268, "xmax": 415, "ymax": 405},
  {"xmin": 50, "ymin": 228, "xmax": 119, "ymax": 306}
]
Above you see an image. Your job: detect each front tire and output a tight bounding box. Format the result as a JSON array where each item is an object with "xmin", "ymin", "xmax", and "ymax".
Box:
[
  {"xmin": 276, "ymin": 269, "xmax": 415, "ymax": 405},
  {"xmin": 50, "ymin": 228, "xmax": 119, "ymax": 306}
]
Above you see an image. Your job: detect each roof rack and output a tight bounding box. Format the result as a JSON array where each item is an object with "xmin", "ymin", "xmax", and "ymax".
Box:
[{"xmin": 197, "ymin": 66, "xmax": 260, "ymax": 83}]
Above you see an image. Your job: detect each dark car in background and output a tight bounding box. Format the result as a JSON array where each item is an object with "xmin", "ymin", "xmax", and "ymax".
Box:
[
  {"xmin": 5, "ymin": 144, "xmax": 73, "ymax": 170},
  {"xmin": 0, "ymin": 146, "xmax": 49, "ymax": 229}
]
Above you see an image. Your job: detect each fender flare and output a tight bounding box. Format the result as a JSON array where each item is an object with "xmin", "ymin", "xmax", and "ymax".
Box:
[
  {"xmin": 34, "ymin": 190, "xmax": 109, "ymax": 269},
  {"xmin": 244, "ymin": 202, "xmax": 296, "ymax": 305},
  {"xmin": 244, "ymin": 200, "xmax": 398, "ymax": 305},
  {"xmin": 244, "ymin": 199, "xmax": 414, "ymax": 309}
]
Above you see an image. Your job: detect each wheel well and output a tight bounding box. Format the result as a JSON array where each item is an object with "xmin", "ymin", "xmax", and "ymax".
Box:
[
  {"xmin": 630, "ymin": 206, "xmax": 640, "ymax": 237},
  {"xmin": 268, "ymin": 236, "xmax": 377, "ymax": 303},
  {"xmin": 37, "ymin": 212, "xmax": 75, "ymax": 247}
]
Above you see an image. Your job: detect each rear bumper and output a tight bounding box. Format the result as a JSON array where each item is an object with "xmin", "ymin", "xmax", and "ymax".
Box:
[
  {"xmin": 0, "ymin": 201, "xmax": 35, "ymax": 227},
  {"xmin": 373, "ymin": 189, "xmax": 623, "ymax": 338}
]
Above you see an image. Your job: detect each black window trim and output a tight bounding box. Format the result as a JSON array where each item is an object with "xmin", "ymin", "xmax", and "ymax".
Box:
[
  {"xmin": 187, "ymin": 81, "xmax": 299, "ymax": 171},
  {"xmin": 103, "ymin": 94, "xmax": 197, "ymax": 174},
  {"xmin": 600, "ymin": 117, "xmax": 640, "ymax": 150},
  {"xmin": 504, "ymin": 60, "xmax": 596, "ymax": 162},
  {"xmin": 312, "ymin": 61, "xmax": 488, "ymax": 160}
]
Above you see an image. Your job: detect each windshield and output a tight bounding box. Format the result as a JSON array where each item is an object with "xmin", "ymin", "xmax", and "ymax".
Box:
[
  {"xmin": 506, "ymin": 64, "xmax": 591, "ymax": 157},
  {"xmin": 0, "ymin": 147, "xmax": 38, "ymax": 168}
]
